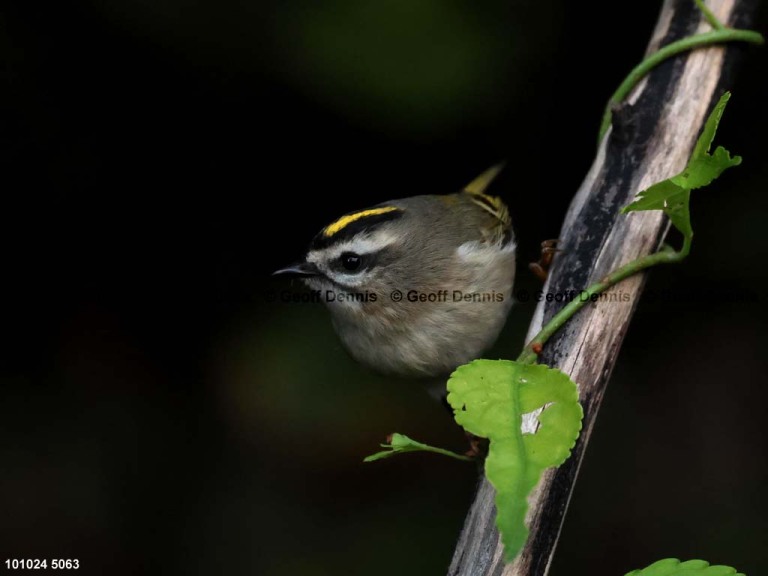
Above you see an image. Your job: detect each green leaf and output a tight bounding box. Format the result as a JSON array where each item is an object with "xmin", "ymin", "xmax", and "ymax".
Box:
[
  {"xmin": 624, "ymin": 558, "xmax": 745, "ymax": 576},
  {"xmin": 622, "ymin": 92, "xmax": 740, "ymax": 243},
  {"xmin": 673, "ymin": 146, "xmax": 741, "ymax": 190},
  {"xmin": 446, "ymin": 360, "xmax": 583, "ymax": 562},
  {"xmin": 693, "ymin": 91, "xmax": 732, "ymax": 159},
  {"xmin": 363, "ymin": 432, "xmax": 472, "ymax": 462},
  {"xmin": 623, "ymin": 180, "xmax": 692, "ymax": 239}
]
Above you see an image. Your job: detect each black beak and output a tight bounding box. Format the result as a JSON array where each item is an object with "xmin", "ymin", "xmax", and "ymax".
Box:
[{"xmin": 272, "ymin": 261, "xmax": 320, "ymax": 277}]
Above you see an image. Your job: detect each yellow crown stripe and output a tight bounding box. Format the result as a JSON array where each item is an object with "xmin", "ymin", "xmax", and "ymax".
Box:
[{"xmin": 323, "ymin": 206, "xmax": 402, "ymax": 237}]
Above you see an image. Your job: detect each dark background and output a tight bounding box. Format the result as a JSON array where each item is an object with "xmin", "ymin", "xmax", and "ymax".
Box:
[{"xmin": 2, "ymin": 1, "xmax": 767, "ymax": 575}]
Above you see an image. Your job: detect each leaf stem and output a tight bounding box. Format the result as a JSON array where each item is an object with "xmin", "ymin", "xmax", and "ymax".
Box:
[
  {"xmin": 598, "ymin": 28, "xmax": 764, "ymax": 144},
  {"xmin": 518, "ymin": 244, "xmax": 688, "ymax": 365},
  {"xmin": 363, "ymin": 436, "xmax": 474, "ymax": 463},
  {"xmin": 694, "ymin": 0, "xmax": 726, "ymax": 30},
  {"xmin": 413, "ymin": 445, "xmax": 474, "ymax": 461}
]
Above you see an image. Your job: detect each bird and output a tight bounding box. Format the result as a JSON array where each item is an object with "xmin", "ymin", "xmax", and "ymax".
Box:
[{"xmin": 274, "ymin": 165, "xmax": 516, "ymax": 379}]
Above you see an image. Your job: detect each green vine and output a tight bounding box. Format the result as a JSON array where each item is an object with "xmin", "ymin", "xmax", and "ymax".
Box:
[
  {"xmin": 523, "ymin": 91, "xmax": 740, "ymax": 365},
  {"xmin": 597, "ymin": 4, "xmax": 763, "ymax": 144},
  {"xmin": 516, "ymin": 243, "xmax": 685, "ymax": 364}
]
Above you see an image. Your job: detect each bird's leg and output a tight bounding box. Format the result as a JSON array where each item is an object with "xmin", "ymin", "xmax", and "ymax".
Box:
[
  {"xmin": 436, "ymin": 389, "xmax": 485, "ymax": 460},
  {"xmin": 528, "ymin": 239, "xmax": 560, "ymax": 282},
  {"xmin": 463, "ymin": 432, "xmax": 488, "ymax": 459}
]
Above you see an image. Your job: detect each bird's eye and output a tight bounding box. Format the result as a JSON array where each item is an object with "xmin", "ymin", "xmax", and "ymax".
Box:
[{"xmin": 340, "ymin": 252, "xmax": 363, "ymax": 272}]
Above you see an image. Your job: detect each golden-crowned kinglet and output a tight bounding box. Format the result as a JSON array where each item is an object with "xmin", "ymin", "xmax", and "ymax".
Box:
[{"xmin": 274, "ymin": 165, "xmax": 516, "ymax": 378}]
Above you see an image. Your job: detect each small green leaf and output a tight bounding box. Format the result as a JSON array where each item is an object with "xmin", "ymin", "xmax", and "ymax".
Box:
[
  {"xmin": 447, "ymin": 360, "xmax": 583, "ymax": 562},
  {"xmin": 624, "ymin": 558, "xmax": 745, "ymax": 576},
  {"xmin": 623, "ymin": 180, "xmax": 692, "ymax": 239},
  {"xmin": 673, "ymin": 146, "xmax": 741, "ymax": 190},
  {"xmin": 622, "ymin": 92, "xmax": 740, "ymax": 244},
  {"xmin": 363, "ymin": 432, "xmax": 472, "ymax": 462},
  {"xmin": 693, "ymin": 91, "xmax": 733, "ymax": 159}
]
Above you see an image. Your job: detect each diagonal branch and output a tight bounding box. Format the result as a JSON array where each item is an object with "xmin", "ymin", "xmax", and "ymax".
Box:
[{"xmin": 447, "ymin": 0, "xmax": 761, "ymax": 574}]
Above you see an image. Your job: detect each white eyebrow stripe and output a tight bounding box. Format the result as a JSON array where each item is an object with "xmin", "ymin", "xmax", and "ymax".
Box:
[{"xmin": 306, "ymin": 231, "xmax": 398, "ymax": 264}]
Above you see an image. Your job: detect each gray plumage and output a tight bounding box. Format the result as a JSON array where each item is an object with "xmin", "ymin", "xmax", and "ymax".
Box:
[{"xmin": 293, "ymin": 189, "xmax": 516, "ymax": 378}]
